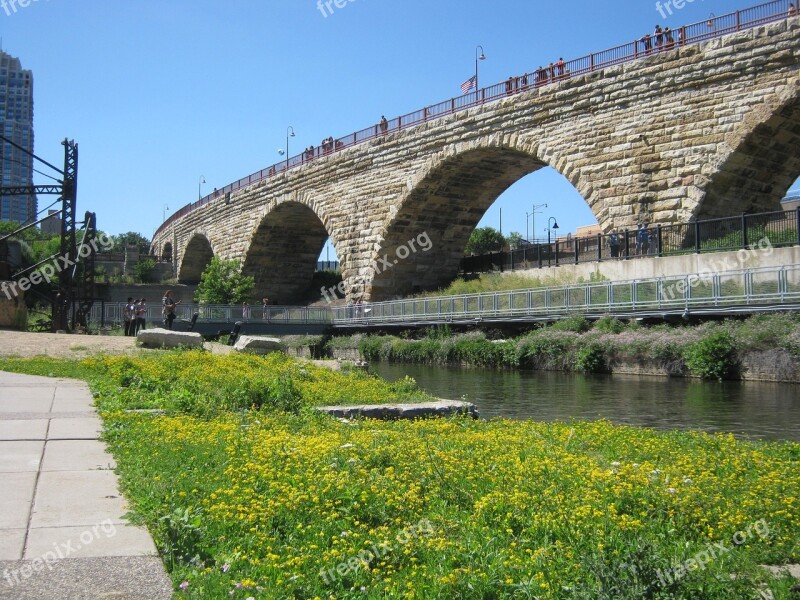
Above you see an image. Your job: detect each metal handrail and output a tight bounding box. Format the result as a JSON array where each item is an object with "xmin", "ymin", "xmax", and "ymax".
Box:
[
  {"xmin": 154, "ymin": 0, "xmax": 795, "ymax": 240},
  {"xmin": 89, "ymin": 303, "xmax": 333, "ymax": 326},
  {"xmin": 333, "ymin": 264, "xmax": 800, "ymax": 324}
]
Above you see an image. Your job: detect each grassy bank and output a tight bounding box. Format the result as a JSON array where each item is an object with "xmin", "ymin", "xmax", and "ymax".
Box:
[
  {"xmin": 0, "ymin": 351, "xmax": 798, "ymax": 598},
  {"xmin": 333, "ymin": 313, "xmax": 800, "ymax": 381}
]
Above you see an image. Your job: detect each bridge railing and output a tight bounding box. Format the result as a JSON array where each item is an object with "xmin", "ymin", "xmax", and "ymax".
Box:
[
  {"xmin": 154, "ymin": 0, "xmax": 795, "ymax": 240},
  {"xmin": 462, "ymin": 207, "xmax": 800, "ymax": 273},
  {"xmin": 333, "ymin": 264, "xmax": 800, "ymax": 325},
  {"xmin": 89, "ymin": 303, "xmax": 333, "ymax": 328}
]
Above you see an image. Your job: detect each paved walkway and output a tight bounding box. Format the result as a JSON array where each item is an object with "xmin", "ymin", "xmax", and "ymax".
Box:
[{"xmin": 0, "ymin": 371, "xmax": 172, "ymax": 600}]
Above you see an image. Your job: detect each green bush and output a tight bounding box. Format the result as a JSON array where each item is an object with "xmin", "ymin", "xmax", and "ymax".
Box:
[
  {"xmin": 575, "ymin": 342, "xmax": 607, "ymax": 373},
  {"xmin": 550, "ymin": 315, "xmax": 591, "ymax": 333},
  {"xmin": 517, "ymin": 332, "xmax": 575, "ymax": 369},
  {"xmin": 683, "ymin": 330, "xmax": 738, "ymax": 380},
  {"xmin": 593, "ymin": 316, "xmax": 625, "ymax": 334}
]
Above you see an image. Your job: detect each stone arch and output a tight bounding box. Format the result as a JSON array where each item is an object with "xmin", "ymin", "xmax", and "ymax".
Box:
[
  {"xmin": 178, "ymin": 233, "xmax": 214, "ymax": 284},
  {"xmin": 367, "ymin": 142, "xmax": 585, "ymax": 300},
  {"xmin": 698, "ymin": 83, "xmax": 800, "ymax": 218},
  {"xmin": 162, "ymin": 242, "xmax": 173, "ymax": 262},
  {"xmin": 242, "ymin": 201, "xmax": 329, "ymax": 304}
]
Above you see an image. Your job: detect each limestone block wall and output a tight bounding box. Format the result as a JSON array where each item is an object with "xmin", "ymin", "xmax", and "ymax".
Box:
[{"xmin": 154, "ymin": 18, "xmax": 800, "ymax": 303}]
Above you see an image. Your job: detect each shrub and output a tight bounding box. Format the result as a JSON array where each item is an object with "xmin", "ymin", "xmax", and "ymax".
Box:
[
  {"xmin": 594, "ymin": 316, "xmax": 625, "ymax": 334},
  {"xmin": 550, "ymin": 315, "xmax": 591, "ymax": 333},
  {"xmin": 575, "ymin": 342, "xmax": 608, "ymax": 373},
  {"xmin": 683, "ymin": 330, "xmax": 738, "ymax": 380}
]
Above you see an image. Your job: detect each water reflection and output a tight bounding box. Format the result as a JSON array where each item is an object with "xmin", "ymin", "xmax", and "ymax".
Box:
[{"xmin": 372, "ymin": 364, "xmax": 800, "ymax": 442}]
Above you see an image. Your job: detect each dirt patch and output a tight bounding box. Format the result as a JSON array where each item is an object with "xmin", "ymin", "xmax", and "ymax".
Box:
[{"xmin": 0, "ymin": 330, "xmax": 236, "ymax": 359}]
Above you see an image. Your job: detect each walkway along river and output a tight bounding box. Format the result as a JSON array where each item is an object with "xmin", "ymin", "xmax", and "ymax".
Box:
[{"xmin": 372, "ymin": 364, "xmax": 800, "ymax": 442}]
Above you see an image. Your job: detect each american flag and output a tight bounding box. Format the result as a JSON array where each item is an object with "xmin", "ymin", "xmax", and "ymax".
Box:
[{"xmin": 460, "ymin": 75, "xmax": 477, "ymax": 94}]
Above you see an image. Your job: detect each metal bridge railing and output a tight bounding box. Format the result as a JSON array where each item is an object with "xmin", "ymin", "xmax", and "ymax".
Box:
[
  {"xmin": 153, "ymin": 0, "xmax": 795, "ymax": 241},
  {"xmin": 333, "ymin": 264, "xmax": 800, "ymax": 325},
  {"xmin": 89, "ymin": 303, "xmax": 333, "ymax": 328},
  {"xmin": 462, "ymin": 207, "xmax": 800, "ymax": 274}
]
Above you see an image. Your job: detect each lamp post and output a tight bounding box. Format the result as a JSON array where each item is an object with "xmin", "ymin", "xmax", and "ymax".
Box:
[
  {"xmin": 475, "ymin": 45, "xmax": 486, "ymax": 92},
  {"xmin": 547, "ymin": 217, "xmax": 560, "ymax": 246},
  {"xmin": 198, "ymin": 175, "xmax": 205, "ymax": 201},
  {"xmin": 162, "ymin": 204, "xmax": 169, "ymax": 223},
  {"xmin": 526, "ymin": 203, "xmax": 547, "ymax": 243},
  {"xmin": 281, "ymin": 126, "xmax": 296, "ymax": 171}
]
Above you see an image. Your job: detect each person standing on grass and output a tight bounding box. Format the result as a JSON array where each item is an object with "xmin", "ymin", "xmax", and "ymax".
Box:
[
  {"xmin": 162, "ymin": 290, "xmax": 180, "ymax": 330},
  {"xmin": 135, "ymin": 298, "xmax": 147, "ymax": 333}
]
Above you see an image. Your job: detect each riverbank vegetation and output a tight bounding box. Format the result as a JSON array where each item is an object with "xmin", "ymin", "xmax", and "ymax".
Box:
[
  {"xmin": 331, "ymin": 313, "xmax": 800, "ymax": 381},
  {"xmin": 0, "ymin": 350, "xmax": 798, "ymax": 598}
]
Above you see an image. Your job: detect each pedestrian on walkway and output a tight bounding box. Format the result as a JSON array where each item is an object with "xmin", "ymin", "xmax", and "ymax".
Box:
[
  {"xmin": 379, "ymin": 115, "xmax": 388, "ymax": 133},
  {"xmin": 162, "ymin": 290, "xmax": 180, "ymax": 330},
  {"xmin": 123, "ymin": 298, "xmax": 135, "ymax": 336},
  {"xmin": 135, "ymin": 298, "xmax": 147, "ymax": 333},
  {"xmin": 607, "ymin": 230, "xmax": 621, "ymax": 259}
]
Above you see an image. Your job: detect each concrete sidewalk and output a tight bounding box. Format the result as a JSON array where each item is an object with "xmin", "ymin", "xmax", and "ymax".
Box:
[{"xmin": 0, "ymin": 371, "xmax": 173, "ymax": 600}]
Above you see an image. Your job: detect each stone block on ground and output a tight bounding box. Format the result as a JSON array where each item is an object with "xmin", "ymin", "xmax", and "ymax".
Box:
[
  {"xmin": 316, "ymin": 399, "xmax": 479, "ymax": 421},
  {"xmin": 136, "ymin": 328, "xmax": 203, "ymax": 349},
  {"xmin": 233, "ymin": 335, "xmax": 284, "ymax": 355}
]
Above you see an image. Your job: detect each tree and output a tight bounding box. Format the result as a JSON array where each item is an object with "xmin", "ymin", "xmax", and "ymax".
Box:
[
  {"xmin": 465, "ymin": 227, "xmax": 505, "ymax": 255},
  {"xmin": 133, "ymin": 258, "xmax": 157, "ymax": 283},
  {"xmin": 507, "ymin": 232, "xmax": 524, "ymax": 250},
  {"xmin": 194, "ymin": 257, "xmax": 255, "ymax": 305},
  {"xmin": 110, "ymin": 232, "xmax": 151, "ymax": 255}
]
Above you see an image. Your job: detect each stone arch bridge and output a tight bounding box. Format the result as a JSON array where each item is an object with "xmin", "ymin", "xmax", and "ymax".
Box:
[{"xmin": 153, "ymin": 5, "xmax": 800, "ymax": 303}]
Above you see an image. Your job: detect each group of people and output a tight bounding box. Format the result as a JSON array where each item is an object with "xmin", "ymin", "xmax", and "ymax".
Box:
[
  {"xmin": 503, "ymin": 59, "xmax": 568, "ymax": 95},
  {"xmin": 605, "ymin": 224, "xmax": 658, "ymax": 258},
  {"xmin": 122, "ymin": 297, "xmax": 148, "ymax": 336},
  {"xmin": 240, "ymin": 297, "xmax": 271, "ymax": 321},
  {"xmin": 641, "ymin": 25, "xmax": 677, "ymax": 54}
]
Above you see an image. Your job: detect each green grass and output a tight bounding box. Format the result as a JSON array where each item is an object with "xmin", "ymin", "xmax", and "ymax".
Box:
[{"xmin": 1, "ymin": 347, "xmax": 798, "ymax": 598}]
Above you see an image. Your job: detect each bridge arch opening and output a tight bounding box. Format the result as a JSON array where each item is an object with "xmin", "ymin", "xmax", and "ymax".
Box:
[
  {"xmin": 242, "ymin": 202, "xmax": 329, "ymax": 304},
  {"xmin": 162, "ymin": 242, "xmax": 172, "ymax": 262},
  {"xmin": 369, "ymin": 146, "xmax": 595, "ymax": 301},
  {"xmin": 699, "ymin": 93, "xmax": 800, "ymax": 218},
  {"xmin": 178, "ymin": 234, "xmax": 214, "ymax": 284}
]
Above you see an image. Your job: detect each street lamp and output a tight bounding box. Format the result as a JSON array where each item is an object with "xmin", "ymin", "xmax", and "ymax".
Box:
[
  {"xmin": 279, "ymin": 126, "xmax": 296, "ymax": 170},
  {"xmin": 198, "ymin": 175, "xmax": 205, "ymax": 201},
  {"xmin": 526, "ymin": 203, "xmax": 547, "ymax": 243},
  {"xmin": 162, "ymin": 204, "xmax": 169, "ymax": 223},
  {"xmin": 475, "ymin": 45, "xmax": 486, "ymax": 92},
  {"xmin": 547, "ymin": 217, "xmax": 560, "ymax": 246}
]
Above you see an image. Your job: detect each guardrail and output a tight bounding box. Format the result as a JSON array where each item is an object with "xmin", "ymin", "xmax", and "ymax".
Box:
[
  {"xmin": 333, "ymin": 264, "xmax": 800, "ymax": 325},
  {"xmin": 89, "ymin": 303, "xmax": 333, "ymax": 327},
  {"xmin": 463, "ymin": 207, "xmax": 800, "ymax": 273},
  {"xmin": 154, "ymin": 0, "xmax": 795, "ymax": 241}
]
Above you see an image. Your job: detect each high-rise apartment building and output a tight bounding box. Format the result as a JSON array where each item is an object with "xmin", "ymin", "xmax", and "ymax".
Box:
[{"xmin": 0, "ymin": 50, "xmax": 35, "ymax": 224}]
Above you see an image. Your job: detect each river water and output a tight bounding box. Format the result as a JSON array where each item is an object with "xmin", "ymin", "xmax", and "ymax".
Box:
[{"xmin": 371, "ymin": 363, "xmax": 800, "ymax": 442}]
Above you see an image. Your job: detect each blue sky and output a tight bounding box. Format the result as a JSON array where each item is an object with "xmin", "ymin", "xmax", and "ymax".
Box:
[{"xmin": 2, "ymin": 0, "xmax": 789, "ymax": 260}]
